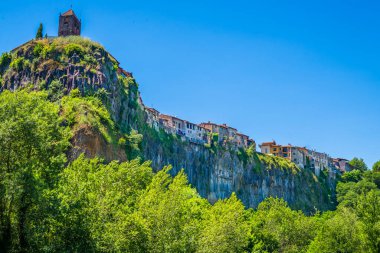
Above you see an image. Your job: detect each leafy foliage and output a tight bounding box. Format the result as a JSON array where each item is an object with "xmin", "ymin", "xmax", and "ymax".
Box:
[
  {"xmin": 341, "ymin": 169, "xmax": 363, "ymax": 182},
  {"xmin": 61, "ymin": 95, "xmax": 115, "ymax": 143},
  {"xmin": 256, "ymin": 153, "xmax": 300, "ymax": 174},
  {"xmin": 10, "ymin": 57, "xmax": 30, "ymax": 71},
  {"xmin": 198, "ymin": 193, "xmax": 248, "ymax": 253},
  {"xmin": 250, "ymin": 198, "xmax": 319, "ymax": 253},
  {"xmin": 373, "ymin": 160, "xmax": 380, "ymax": 172},
  {"xmin": 64, "ymin": 43, "xmax": 85, "ymax": 57},
  {"xmin": 349, "ymin": 157, "xmax": 368, "ymax": 172},
  {"xmin": 308, "ymin": 208, "xmax": 363, "ymax": 253},
  {"xmin": 0, "ymin": 53, "xmax": 11, "ymax": 74},
  {"xmin": 0, "ymin": 90, "xmax": 70, "ymax": 252}
]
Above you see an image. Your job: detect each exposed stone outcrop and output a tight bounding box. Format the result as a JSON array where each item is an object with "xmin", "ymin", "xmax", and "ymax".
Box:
[{"xmin": 69, "ymin": 125, "xmax": 127, "ymax": 162}]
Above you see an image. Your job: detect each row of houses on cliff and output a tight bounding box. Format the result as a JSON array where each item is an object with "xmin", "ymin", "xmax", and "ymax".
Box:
[
  {"xmin": 143, "ymin": 104, "xmax": 350, "ymax": 175},
  {"xmin": 144, "ymin": 107, "xmax": 255, "ymax": 150},
  {"xmin": 259, "ymin": 141, "xmax": 350, "ymax": 175}
]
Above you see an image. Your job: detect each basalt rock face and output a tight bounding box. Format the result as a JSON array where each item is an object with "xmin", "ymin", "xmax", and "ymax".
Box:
[
  {"xmin": 0, "ymin": 38, "xmax": 337, "ymax": 212},
  {"xmin": 141, "ymin": 133, "xmax": 336, "ymax": 213}
]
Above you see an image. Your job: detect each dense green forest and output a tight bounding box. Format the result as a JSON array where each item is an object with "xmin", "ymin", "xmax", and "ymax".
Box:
[{"xmin": 0, "ymin": 90, "xmax": 379, "ymax": 252}]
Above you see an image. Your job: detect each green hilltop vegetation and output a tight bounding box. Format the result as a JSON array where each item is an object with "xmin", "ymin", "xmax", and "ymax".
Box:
[{"xmin": 0, "ymin": 36, "xmax": 379, "ymax": 252}]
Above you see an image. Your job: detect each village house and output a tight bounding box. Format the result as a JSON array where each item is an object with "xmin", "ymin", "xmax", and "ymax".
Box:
[
  {"xmin": 145, "ymin": 107, "xmax": 160, "ymax": 130},
  {"xmin": 184, "ymin": 121, "xmax": 210, "ymax": 144},
  {"xmin": 159, "ymin": 114, "xmax": 186, "ymax": 137},
  {"xmin": 281, "ymin": 145, "xmax": 306, "ymax": 169},
  {"xmin": 311, "ymin": 151, "xmax": 330, "ymax": 174},
  {"xmin": 236, "ymin": 133, "xmax": 252, "ymax": 148},
  {"xmin": 259, "ymin": 141, "xmax": 282, "ymax": 156},
  {"xmin": 199, "ymin": 122, "xmax": 229, "ymax": 145},
  {"xmin": 333, "ymin": 158, "xmax": 351, "ymax": 173}
]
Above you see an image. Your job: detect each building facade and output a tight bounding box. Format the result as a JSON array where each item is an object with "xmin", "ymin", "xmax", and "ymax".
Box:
[{"xmin": 58, "ymin": 9, "xmax": 81, "ymax": 36}]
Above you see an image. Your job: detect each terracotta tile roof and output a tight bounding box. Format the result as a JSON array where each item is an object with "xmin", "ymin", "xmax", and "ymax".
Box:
[
  {"xmin": 236, "ymin": 132, "xmax": 248, "ymax": 138},
  {"xmin": 61, "ymin": 9, "xmax": 75, "ymax": 17},
  {"xmin": 261, "ymin": 141, "xmax": 276, "ymax": 146},
  {"xmin": 159, "ymin": 114, "xmax": 184, "ymax": 122},
  {"xmin": 146, "ymin": 107, "xmax": 159, "ymax": 114}
]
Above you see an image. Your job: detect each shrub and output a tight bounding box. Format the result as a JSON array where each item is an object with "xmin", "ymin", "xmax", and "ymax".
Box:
[
  {"xmin": 33, "ymin": 43, "xmax": 44, "ymax": 57},
  {"xmin": 212, "ymin": 133, "xmax": 219, "ymax": 143},
  {"xmin": 70, "ymin": 88, "xmax": 81, "ymax": 98},
  {"xmin": 42, "ymin": 43, "xmax": 55, "ymax": 59},
  {"xmin": 61, "ymin": 96, "xmax": 115, "ymax": 143},
  {"xmin": 10, "ymin": 57, "xmax": 29, "ymax": 71},
  {"xmin": 125, "ymin": 129, "xmax": 143, "ymax": 159},
  {"xmin": 64, "ymin": 43, "xmax": 85, "ymax": 57},
  {"xmin": 0, "ymin": 53, "xmax": 11, "ymax": 75},
  {"xmin": 48, "ymin": 80, "xmax": 65, "ymax": 101},
  {"xmin": 118, "ymin": 137, "xmax": 126, "ymax": 146}
]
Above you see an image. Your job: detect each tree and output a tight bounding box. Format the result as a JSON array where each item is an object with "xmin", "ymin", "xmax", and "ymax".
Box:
[
  {"xmin": 355, "ymin": 190, "xmax": 380, "ymax": 253},
  {"xmin": 349, "ymin": 157, "xmax": 368, "ymax": 172},
  {"xmin": 0, "ymin": 90, "xmax": 70, "ymax": 252},
  {"xmin": 308, "ymin": 208, "xmax": 364, "ymax": 253},
  {"xmin": 341, "ymin": 169, "xmax": 363, "ymax": 183},
  {"xmin": 249, "ymin": 197, "xmax": 319, "ymax": 253},
  {"xmin": 36, "ymin": 23, "xmax": 43, "ymax": 39},
  {"xmin": 46, "ymin": 155, "xmax": 154, "ymax": 252},
  {"xmin": 137, "ymin": 168, "xmax": 208, "ymax": 253},
  {"xmin": 373, "ymin": 161, "xmax": 380, "ymax": 172},
  {"xmin": 337, "ymin": 179, "xmax": 377, "ymax": 208},
  {"xmin": 197, "ymin": 193, "xmax": 249, "ymax": 253}
]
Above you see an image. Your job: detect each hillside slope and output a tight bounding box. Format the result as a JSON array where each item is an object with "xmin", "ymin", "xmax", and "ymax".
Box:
[{"xmin": 0, "ymin": 37, "xmax": 337, "ymax": 212}]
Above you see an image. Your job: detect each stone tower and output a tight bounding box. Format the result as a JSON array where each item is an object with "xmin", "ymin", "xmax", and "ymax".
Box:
[{"xmin": 58, "ymin": 9, "xmax": 81, "ymax": 36}]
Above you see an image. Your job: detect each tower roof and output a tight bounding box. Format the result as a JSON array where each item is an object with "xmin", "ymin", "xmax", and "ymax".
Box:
[{"xmin": 61, "ymin": 9, "xmax": 76, "ymax": 17}]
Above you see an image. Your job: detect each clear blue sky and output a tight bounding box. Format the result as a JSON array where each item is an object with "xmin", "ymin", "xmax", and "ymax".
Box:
[{"xmin": 0, "ymin": 0, "xmax": 379, "ymax": 167}]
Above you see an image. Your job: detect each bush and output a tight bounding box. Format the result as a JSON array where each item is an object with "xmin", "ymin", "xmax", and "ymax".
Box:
[
  {"xmin": 61, "ymin": 96, "xmax": 115, "ymax": 143},
  {"xmin": 212, "ymin": 133, "xmax": 219, "ymax": 143},
  {"xmin": 33, "ymin": 43, "xmax": 44, "ymax": 57},
  {"xmin": 373, "ymin": 161, "xmax": 380, "ymax": 172},
  {"xmin": 70, "ymin": 88, "xmax": 81, "ymax": 98},
  {"xmin": 118, "ymin": 137, "xmax": 127, "ymax": 146},
  {"xmin": 10, "ymin": 57, "xmax": 29, "ymax": 71},
  {"xmin": 0, "ymin": 52, "xmax": 12, "ymax": 73},
  {"xmin": 48, "ymin": 80, "xmax": 65, "ymax": 101},
  {"xmin": 342, "ymin": 169, "xmax": 363, "ymax": 183},
  {"xmin": 64, "ymin": 43, "xmax": 85, "ymax": 57}
]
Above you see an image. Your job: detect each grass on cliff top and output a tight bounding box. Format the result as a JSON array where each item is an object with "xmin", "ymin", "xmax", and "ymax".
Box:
[
  {"xmin": 52, "ymin": 36, "xmax": 104, "ymax": 50},
  {"xmin": 14, "ymin": 36, "xmax": 104, "ymax": 54},
  {"xmin": 255, "ymin": 153, "xmax": 300, "ymax": 174}
]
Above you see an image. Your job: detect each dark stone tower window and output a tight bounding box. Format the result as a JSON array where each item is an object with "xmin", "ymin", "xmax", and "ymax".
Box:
[{"xmin": 58, "ymin": 9, "xmax": 81, "ymax": 36}]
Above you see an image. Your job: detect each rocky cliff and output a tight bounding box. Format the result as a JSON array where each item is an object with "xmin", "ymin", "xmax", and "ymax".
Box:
[{"xmin": 0, "ymin": 37, "xmax": 337, "ymax": 212}]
